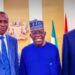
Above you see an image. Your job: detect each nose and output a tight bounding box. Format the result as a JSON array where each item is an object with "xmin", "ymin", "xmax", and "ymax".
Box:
[
  {"xmin": 0, "ymin": 22, "xmax": 5, "ymax": 26},
  {"xmin": 0, "ymin": 21, "xmax": 6, "ymax": 26}
]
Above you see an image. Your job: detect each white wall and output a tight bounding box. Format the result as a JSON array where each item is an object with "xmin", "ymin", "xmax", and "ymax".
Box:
[
  {"xmin": 64, "ymin": 0, "xmax": 75, "ymax": 31},
  {"xmin": 0, "ymin": 0, "xmax": 4, "ymax": 11},
  {"xmin": 29, "ymin": 0, "xmax": 42, "ymax": 20}
]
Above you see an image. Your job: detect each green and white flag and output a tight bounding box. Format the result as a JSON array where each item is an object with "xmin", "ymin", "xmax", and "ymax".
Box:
[{"xmin": 51, "ymin": 20, "xmax": 58, "ymax": 47}]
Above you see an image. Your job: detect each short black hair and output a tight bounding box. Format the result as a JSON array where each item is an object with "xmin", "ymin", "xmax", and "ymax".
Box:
[
  {"xmin": 0, "ymin": 11, "xmax": 7, "ymax": 15},
  {"xmin": 0, "ymin": 11, "xmax": 8, "ymax": 20}
]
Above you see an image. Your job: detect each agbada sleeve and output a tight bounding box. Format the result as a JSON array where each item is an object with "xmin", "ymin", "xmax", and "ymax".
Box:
[{"xmin": 19, "ymin": 50, "xmax": 27, "ymax": 75}]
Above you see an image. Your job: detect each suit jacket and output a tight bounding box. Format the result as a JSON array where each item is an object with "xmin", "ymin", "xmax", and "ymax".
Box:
[
  {"xmin": 62, "ymin": 29, "xmax": 75, "ymax": 75},
  {"xmin": 0, "ymin": 34, "xmax": 19, "ymax": 75}
]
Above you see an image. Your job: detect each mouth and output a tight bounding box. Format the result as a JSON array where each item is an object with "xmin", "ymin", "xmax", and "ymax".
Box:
[
  {"xmin": 0, "ymin": 27, "xmax": 6, "ymax": 29},
  {"xmin": 0, "ymin": 29, "xmax": 6, "ymax": 31},
  {"xmin": 34, "ymin": 38, "xmax": 44, "ymax": 46},
  {"xmin": 35, "ymin": 38, "xmax": 42, "ymax": 42},
  {"xmin": 36, "ymin": 39, "xmax": 42, "ymax": 41},
  {"xmin": 0, "ymin": 28, "xmax": 7, "ymax": 32}
]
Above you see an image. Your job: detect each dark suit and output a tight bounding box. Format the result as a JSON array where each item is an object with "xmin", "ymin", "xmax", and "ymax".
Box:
[
  {"xmin": 0, "ymin": 34, "xmax": 19, "ymax": 75},
  {"xmin": 62, "ymin": 29, "xmax": 75, "ymax": 75}
]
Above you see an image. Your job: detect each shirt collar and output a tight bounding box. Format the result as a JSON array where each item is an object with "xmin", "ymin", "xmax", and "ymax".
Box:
[{"xmin": 0, "ymin": 34, "xmax": 6, "ymax": 38}]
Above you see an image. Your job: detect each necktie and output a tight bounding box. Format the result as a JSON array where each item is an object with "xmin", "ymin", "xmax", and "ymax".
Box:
[{"xmin": 0, "ymin": 36, "xmax": 11, "ymax": 75}]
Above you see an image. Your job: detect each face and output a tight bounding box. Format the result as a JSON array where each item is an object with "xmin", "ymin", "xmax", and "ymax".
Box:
[
  {"xmin": 0, "ymin": 13, "xmax": 8, "ymax": 35},
  {"xmin": 30, "ymin": 29, "xmax": 46, "ymax": 46}
]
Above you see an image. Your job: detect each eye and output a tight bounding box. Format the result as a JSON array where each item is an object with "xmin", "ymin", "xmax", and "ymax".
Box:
[
  {"xmin": 4, "ymin": 20, "xmax": 8, "ymax": 23},
  {"xmin": 0, "ymin": 20, "xmax": 8, "ymax": 23},
  {"xmin": 39, "ymin": 31, "xmax": 44, "ymax": 34},
  {"xmin": 32, "ymin": 32, "xmax": 36, "ymax": 35},
  {"xmin": 0, "ymin": 20, "xmax": 2, "ymax": 23}
]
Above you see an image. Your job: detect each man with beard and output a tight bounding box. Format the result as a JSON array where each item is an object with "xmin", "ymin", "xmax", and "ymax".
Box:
[
  {"xmin": 19, "ymin": 19, "xmax": 61, "ymax": 75},
  {"xmin": 0, "ymin": 12, "xmax": 19, "ymax": 75}
]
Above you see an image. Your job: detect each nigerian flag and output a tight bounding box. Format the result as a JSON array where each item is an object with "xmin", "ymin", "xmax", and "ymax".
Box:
[{"xmin": 51, "ymin": 20, "xmax": 58, "ymax": 47}]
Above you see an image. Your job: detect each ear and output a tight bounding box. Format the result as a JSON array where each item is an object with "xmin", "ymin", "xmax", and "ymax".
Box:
[
  {"xmin": 30, "ymin": 33, "xmax": 32, "ymax": 38},
  {"xmin": 44, "ymin": 32, "xmax": 46, "ymax": 35},
  {"xmin": 30, "ymin": 34, "xmax": 31, "ymax": 37}
]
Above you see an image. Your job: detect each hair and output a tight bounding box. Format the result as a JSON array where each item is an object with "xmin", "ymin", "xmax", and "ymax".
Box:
[
  {"xmin": 0, "ymin": 11, "xmax": 6, "ymax": 15},
  {"xmin": 0, "ymin": 11, "xmax": 8, "ymax": 19}
]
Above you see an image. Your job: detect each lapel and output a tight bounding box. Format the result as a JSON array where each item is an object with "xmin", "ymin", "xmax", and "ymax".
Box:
[
  {"xmin": 6, "ymin": 34, "xmax": 12, "ymax": 66},
  {"xmin": 6, "ymin": 35, "xmax": 14, "ymax": 67},
  {"xmin": 0, "ymin": 52, "xmax": 3, "ymax": 64},
  {"xmin": 6, "ymin": 34, "xmax": 16, "ymax": 75}
]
